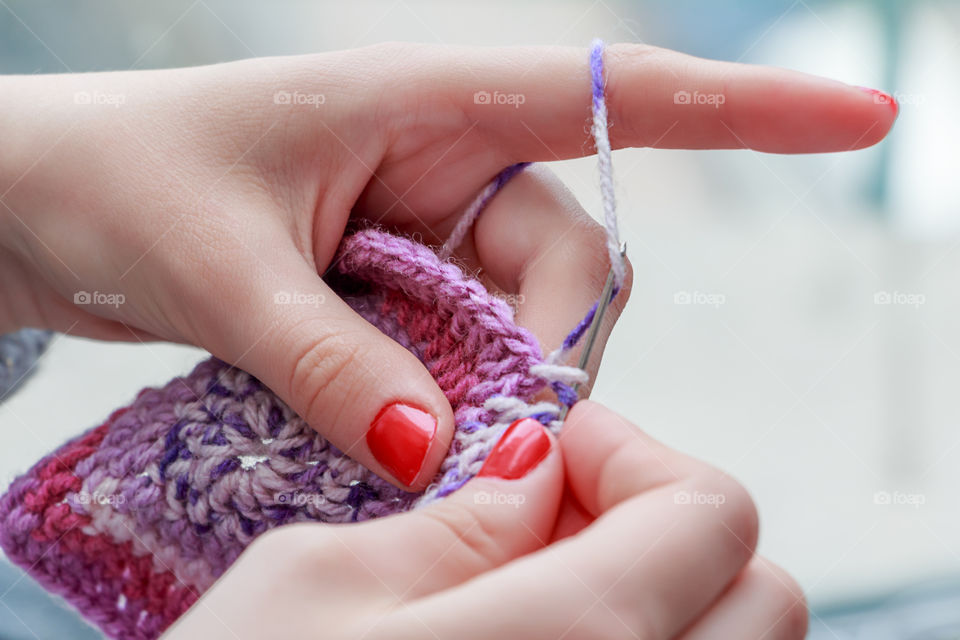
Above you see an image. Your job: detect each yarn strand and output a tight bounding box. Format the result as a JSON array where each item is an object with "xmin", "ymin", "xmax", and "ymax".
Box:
[
  {"xmin": 539, "ymin": 40, "xmax": 626, "ymax": 376},
  {"xmin": 590, "ymin": 38, "xmax": 626, "ymax": 291},
  {"xmin": 438, "ymin": 162, "xmax": 531, "ymax": 259},
  {"xmin": 444, "ymin": 39, "xmax": 627, "ymax": 429}
]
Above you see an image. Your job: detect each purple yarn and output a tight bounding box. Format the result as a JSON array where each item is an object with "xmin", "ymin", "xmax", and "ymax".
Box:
[
  {"xmin": 493, "ymin": 162, "xmax": 530, "ymax": 195},
  {"xmin": 438, "ymin": 162, "xmax": 530, "ymax": 259},
  {"xmin": 590, "ymin": 39, "xmax": 606, "ymax": 114},
  {"xmin": 551, "ymin": 381, "xmax": 579, "ymax": 407},
  {"xmin": 560, "ymin": 285, "xmax": 622, "ymax": 352},
  {"xmin": 469, "ymin": 162, "xmax": 529, "ymax": 228}
]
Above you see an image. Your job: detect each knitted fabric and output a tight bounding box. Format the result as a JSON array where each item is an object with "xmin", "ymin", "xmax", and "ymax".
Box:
[
  {"xmin": 0, "ymin": 227, "xmax": 558, "ymax": 637},
  {"xmin": 0, "ymin": 40, "xmax": 624, "ymax": 640}
]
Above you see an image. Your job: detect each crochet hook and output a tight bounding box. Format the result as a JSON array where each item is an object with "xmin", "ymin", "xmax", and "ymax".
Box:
[{"xmin": 558, "ymin": 242, "xmax": 626, "ymax": 422}]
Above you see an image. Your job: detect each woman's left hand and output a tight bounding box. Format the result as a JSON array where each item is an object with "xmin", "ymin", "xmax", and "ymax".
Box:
[
  {"xmin": 0, "ymin": 42, "xmax": 894, "ymax": 490},
  {"xmin": 166, "ymin": 400, "xmax": 807, "ymax": 640}
]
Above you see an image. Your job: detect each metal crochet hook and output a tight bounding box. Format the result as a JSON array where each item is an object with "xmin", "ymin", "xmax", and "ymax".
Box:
[{"xmin": 557, "ymin": 242, "xmax": 627, "ymax": 422}]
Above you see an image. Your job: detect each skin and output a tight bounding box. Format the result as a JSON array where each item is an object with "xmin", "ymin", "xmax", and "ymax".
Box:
[
  {"xmin": 166, "ymin": 401, "xmax": 808, "ymax": 639},
  {"xmin": 0, "ymin": 42, "xmax": 895, "ymax": 636}
]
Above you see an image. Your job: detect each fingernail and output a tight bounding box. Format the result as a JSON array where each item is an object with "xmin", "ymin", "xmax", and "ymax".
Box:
[
  {"xmin": 367, "ymin": 403, "xmax": 437, "ymax": 486},
  {"xmin": 856, "ymin": 86, "xmax": 899, "ymax": 117},
  {"xmin": 479, "ymin": 418, "xmax": 551, "ymax": 480}
]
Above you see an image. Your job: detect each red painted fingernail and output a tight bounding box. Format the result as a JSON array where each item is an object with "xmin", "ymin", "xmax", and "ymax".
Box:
[
  {"xmin": 479, "ymin": 418, "xmax": 551, "ymax": 480},
  {"xmin": 367, "ymin": 403, "xmax": 437, "ymax": 486},
  {"xmin": 857, "ymin": 86, "xmax": 899, "ymax": 117}
]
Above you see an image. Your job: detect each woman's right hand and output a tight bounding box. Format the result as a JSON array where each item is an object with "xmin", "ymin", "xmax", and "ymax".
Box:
[{"xmin": 166, "ymin": 400, "xmax": 807, "ymax": 640}]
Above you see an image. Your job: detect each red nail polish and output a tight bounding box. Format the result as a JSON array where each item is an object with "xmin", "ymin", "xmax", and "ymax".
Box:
[
  {"xmin": 479, "ymin": 418, "xmax": 551, "ymax": 480},
  {"xmin": 857, "ymin": 86, "xmax": 898, "ymax": 116},
  {"xmin": 367, "ymin": 403, "xmax": 437, "ymax": 486}
]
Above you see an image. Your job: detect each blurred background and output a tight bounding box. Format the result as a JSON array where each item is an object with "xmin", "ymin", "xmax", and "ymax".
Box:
[{"xmin": 1, "ymin": 1, "xmax": 958, "ymax": 638}]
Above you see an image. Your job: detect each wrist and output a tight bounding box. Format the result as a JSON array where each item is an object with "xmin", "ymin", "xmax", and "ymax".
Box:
[
  {"xmin": 0, "ymin": 74, "xmax": 48, "ymax": 240},
  {"xmin": 0, "ymin": 73, "xmax": 72, "ymax": 333},
  {"xmin": 0, "ymin": 73, "xmax": 90, "ymax": 242}
]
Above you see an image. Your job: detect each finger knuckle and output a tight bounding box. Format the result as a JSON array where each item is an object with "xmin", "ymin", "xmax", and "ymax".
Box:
[
  {"xmin": 571, "ymin": 217, "xmax": 614, "ymax": 288},
  {"xmin": 603, "ymin": 44, "xmax": 676, "ymax": 146},
  {"xmin": 567, "ymin": 607, "xmax": 657, "ymax": 640},
  {"xmin": 249, "ymin": 522, "xmax": 305, "ymax": 555},
  {"xmin": 247, "ymin": 523, "xmax": 339, "ymax": 571},
  {"xmin": 753, "ymin": 561, "xmax": 809, "ymax": 640},
  {"xmin": 361, "ymin": 40, "xmax": 421, "ymax": 61},
  {"xmin": 595, "ymin": 436, "xmax": 687, "ymax": 509},
  {"xmin": 421, "ymin": 502, "xmax": 507, "ymax": 573},
  {"xmin": 357, "ymin": 41, "xmax": 429, "ymax": 94},
  {"xmin": 611, "ymin": 607, "xmax": 659, "ymax": 640},
  {"xmin": 617, "ymin": 254, "xmax": 634, "ymax": 309},
  {"xmin": 352, "ymin": 42, "xmax": 446, "ymax": 138},
  {"xmin": 286, "ymin": 325, "xmax": 367, "ymax": 439},
  {"xmin": 567, "ymin": 217, "xmax": 632, "ymax": 316},
  {"xmin": 607, "ymin": 42, "xmax": 664, "ymax": 67},
  {"xmin": 693, "ymin": 472, "xmax": 759, "ymax": 556}
]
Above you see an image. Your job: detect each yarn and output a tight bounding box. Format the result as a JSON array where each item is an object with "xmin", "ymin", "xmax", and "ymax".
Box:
[
  {"xmin": 0, "ymin": 230, "xmax": 553, "ymax": 639},
  {"xmin": 0, "ymin": 40, "xmax": 625, "ymax": 640},
  {"xmin": 438, "ymin": 161, "xmax": 531, "ymax": 261},
  {"xmin": 0, "ymin": 329, "xmax": 53, "ymax": 400},
  {"xmin": 589, "ymin": 39, "xmax": 626, "ymax": 290}
]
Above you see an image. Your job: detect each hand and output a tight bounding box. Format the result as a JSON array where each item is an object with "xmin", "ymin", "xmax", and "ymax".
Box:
[
  {"xmin": 0, "ymin": 43, "xmax": 895, "ymax": 491},
  {"xmin": 165, "ymin": 400, "xmax": 807, "ymax": 639}
]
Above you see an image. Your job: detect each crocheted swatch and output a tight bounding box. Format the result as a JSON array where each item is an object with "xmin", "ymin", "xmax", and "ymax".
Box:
[{"xmin": 0, "ymin": 227, "xmax": 554, "ymax": 638}]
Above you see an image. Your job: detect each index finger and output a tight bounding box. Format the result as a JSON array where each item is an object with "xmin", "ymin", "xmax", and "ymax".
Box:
[
  {"xmin": 375, "ymin": 400, "xmax": 759, "ymax": 640},
  {"xmin": 560, "ymin": 399, "xmax": 717, "ymax": 516},
  {"xmin": 439, "ymin": 43, "xmax": 896, "ymax": 155}
]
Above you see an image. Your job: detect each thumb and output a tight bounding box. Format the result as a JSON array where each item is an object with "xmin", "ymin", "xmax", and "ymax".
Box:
[
  {"xmin": 350, "ymin": 418, "xmax": 562, "ymax": 599},
  {"xmin": 211, "ymin": 257, "xmax": 455, "ymax": 491}
]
